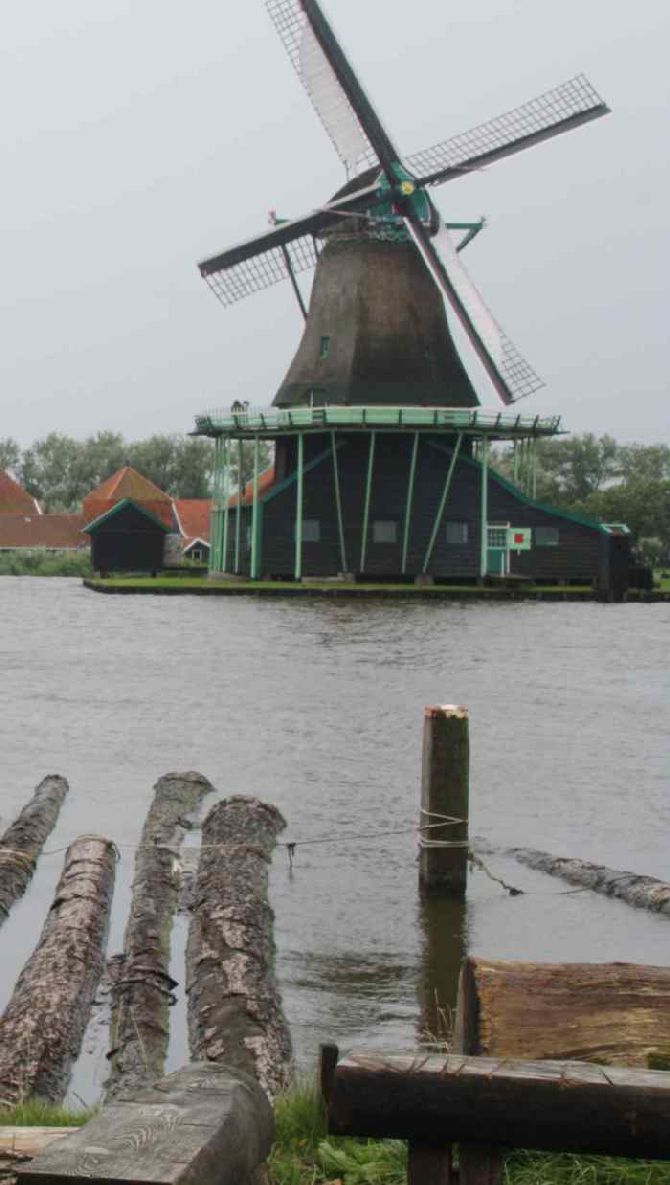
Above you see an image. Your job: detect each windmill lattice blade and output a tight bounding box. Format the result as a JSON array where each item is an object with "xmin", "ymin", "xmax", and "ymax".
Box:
[
  {"xmin": 406, "ymin": 75, "xmax": 608, "ymax": 186},
  {"xmin": 202, "ymin": 234, "xmax": 318, "ymax": 307},
  {"xmin": 266, "ymin": 0, "xmax": 379, "ymax": 176},
  {"xmin": 404, "ymin": 213, "xmax": 544, "ymax": 404},
  {"xmin": 199, "ymin": 180, "xmax": 383, "ymax": 307}
]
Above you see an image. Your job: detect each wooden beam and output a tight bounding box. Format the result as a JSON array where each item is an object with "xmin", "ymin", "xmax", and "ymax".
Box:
[
  {"xmin": 0, "ymin": 1128, "xmax": 77, "ymax": 1161},
  {"xmin": 17, "ymin": 1063, "xmax": 274, "ymax": 1185},
  {"xmin": 455, "ymin": 958, "xmax": 670, "ymax": 1069},
  {"xmin": 327, "ymin": 1049, "xmax": 670, "ymax": 1160}
]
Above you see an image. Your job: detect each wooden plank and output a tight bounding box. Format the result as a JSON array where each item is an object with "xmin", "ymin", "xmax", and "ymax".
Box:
[
  {"xmin": 407, "ymin": 1141, "xmax": 454, "ymax": 1185},
  {"xmin": 0, "ymin": 1129, "xmax": 77, "ymax": 1160},
  {"xmin": 327, "ymin": 1050, "xmax": 670, "ymax": 1160},
  {"xmin": 16, "ymin": 1063, "xmax": 274, "ymax": 1185},
  {"xmin": 455, "ymin": 958, "xmax": 670, "ymax": 1069}
]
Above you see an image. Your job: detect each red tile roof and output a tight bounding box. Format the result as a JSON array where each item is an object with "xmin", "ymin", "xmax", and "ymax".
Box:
[
  {"xmin": 226, "ymin": 466, "xmax": 277, "ymax": 509},
  {"xmin": 82, "ymin": 466, "xmax": 176, "ymax": 529},
  {"xmin": 174, "ymin": 500, "xmax": 211, "ymax": 544},
  {"xmin": 0, "ymin": 470, "xmax": 40, "ymax": 515},
  {"xmin": 0, "ymin": 514, "xmax": 85, "ymax": 550}
]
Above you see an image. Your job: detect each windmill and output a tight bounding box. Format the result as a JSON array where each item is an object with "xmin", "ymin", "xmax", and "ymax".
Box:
[
  {"xmin": 199, "ymin": 0, "xmax": 608, "ymax": 407},
  {"xmin": 195, "ymin": 0, "xmax": 620, "ymax": 591}
]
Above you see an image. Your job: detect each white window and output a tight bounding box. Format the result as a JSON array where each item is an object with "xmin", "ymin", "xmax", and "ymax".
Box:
[
  {"xmin": 535, "ymin": 526, "xmax": 559, "ymax": 547},
  {"xmin": 372, "ymin": 520, "xmax": 398, "ymax": 544},
  {"xmin": 446, "ymin": 521, "xmax": 469, "ymax": 545},
  {"xmin": 487, "ymin": 527, "xmax": 507, "ymax": 549}
]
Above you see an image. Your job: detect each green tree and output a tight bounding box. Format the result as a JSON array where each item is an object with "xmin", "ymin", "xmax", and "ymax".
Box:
[
  {"xmin": 126, "ymin": 434, "xmax": 215, "ymax": 498},
  {"xmin": 20, "ymin": 434, "xmax": 85, "ymax": 511},
  {"xmin": 0, "ymin": 437, "xmax": 21, "ymax": 476}
]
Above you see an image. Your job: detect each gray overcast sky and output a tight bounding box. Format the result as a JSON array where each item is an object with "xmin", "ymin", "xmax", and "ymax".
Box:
[{"xmin": 1, "ymin": 0, "xmax": 668, "ymax": 446}]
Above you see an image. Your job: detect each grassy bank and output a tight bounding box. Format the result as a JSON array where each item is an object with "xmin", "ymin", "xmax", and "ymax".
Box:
[
  {"xmin": 83, "ymin": 575, "xmax": 670, "ymax": 601},
  {"xmin": 0, "ymin": 552, "xmax": 91, "ymax": 577},
  {"xmin": 2, "ymin": 1087, "xmax": 668, "ymax": 1184},
  {"xmin": 271, "ymin": 1083, "xmax": 670, "ymax": 1185}
]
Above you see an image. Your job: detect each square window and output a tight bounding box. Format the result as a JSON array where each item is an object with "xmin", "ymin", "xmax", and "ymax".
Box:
[
  {"xmin": 300, "ymin": 519, "xmax": 320, "ymax": 543},
  {"xmin": 446, "ymin": 521, "xmax": 469, "ymax": 545},
  {"xmin": 372, "ymin": 520, "xmax": 397, "ymax": 544},
  {"xmin": 487, "ymin": 527, "xmax": 507, "ymax": 549},
  {"xmin": 535, "ymin": 526, "xmax": 559, "ymax": 547}
]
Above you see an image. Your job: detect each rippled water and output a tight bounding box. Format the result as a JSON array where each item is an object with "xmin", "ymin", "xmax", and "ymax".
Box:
[{"xmin": 0, "ymin": 578, "xmax": 668, "ymax": 1101}]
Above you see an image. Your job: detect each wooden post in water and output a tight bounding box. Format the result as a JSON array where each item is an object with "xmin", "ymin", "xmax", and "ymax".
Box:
[{"xmin": 419, "ymin": 705, "xmax": 469, "ymax": 896}]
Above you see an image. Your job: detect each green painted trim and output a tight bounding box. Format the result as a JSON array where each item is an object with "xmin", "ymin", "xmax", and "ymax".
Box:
[
  {"xmin": 331, "ymin": 431, "xmax": 348, "ymax": 572},
  {"xmin": 402, "ymin": 433, "xmax": 420, "ymax": 575},
  {"xmin": 428, "ymin": 440, "xmax": 611, "ymax": 534},
  {"xmin": 235, "ymin": 440, "xmax": 243, "ymax": 574},
  {"xmin": 480, "ymin": 437, "xmax": 489, "ymax": 578},
  {"xmin": 222, "ymin": 438, "xmax": 230, "ymax": 573},
  {"xmin": 359, "ymin": 431, "xmax": 377, "ymax": 573},
  {"xmin": 195, "ymin": 405, "xmax": 562, "ymax": 440},
  {"xmin": 83, "ymin": 498, "xmax": 171, "ymax": 535},
  {"xmin": 262, "ymin": 441, "xmax": 345, "ymax": 504},
  {"xmin": 423, "ymin": 433, "xmax": 463, "ymax": 574},
  {"xmin": 295, "ymin": 434, "xmax": 304, "ymax": 582},
  {"xmin": 250, "ymin": 436, "xmax": 260, "ymax": 580}
]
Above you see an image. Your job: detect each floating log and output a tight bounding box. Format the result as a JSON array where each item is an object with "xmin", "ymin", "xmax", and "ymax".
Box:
[
  {"xmin": 106, "ymin": 772, "xmax": 214, "ymax": 1099},
  {"xmin": 455, "ymin": 957, "xmax": 670, "ymax": 1069},
  {"xmin": 510, "ymin": 846, "xmax": 670, "ymax": 916},
  {"xmin": 186, "ymin": 797, "xmax": 292, "ymax": 1099},
  {"xmin": 0, "ymin": 777, "xmax": 68, "ymax": 926},
  {"xmin": 325, "ymin": 1048, "xmax": 670, "ymax": 1160},
  {"xmin": 0, "ymin": 836, "xmax": 117, "ymax": 1107},
  {"xmin": 16, "ymin": 1062, "xmax": 274, "ymax": 1185}
]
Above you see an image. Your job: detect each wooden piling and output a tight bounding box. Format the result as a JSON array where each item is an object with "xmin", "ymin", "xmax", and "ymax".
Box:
[
  {"xmin": 0, "ymin": 776, "xmax": 68, "ymax": 927},
  {"xmin": 419, "ymin": 706, "xmax": 469, "ymax": 896},
  {"xmin": 186, "ymin": 797, "xmax": 292, "ymax": 1100},
  {"xmin": 106, "ymin": 772, "xmax": 214, "ymax": 1099},
  {"xmin": 0, "ymin": 835, "xmax": 117, "ymax": 1106}
]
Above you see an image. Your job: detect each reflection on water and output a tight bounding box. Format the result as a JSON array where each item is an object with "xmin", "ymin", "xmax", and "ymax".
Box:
[
  {"xmin": 418, "ymin": 896, "xmax": 467, "ymax": 1043},
  {"xmin": 0, "ymin": 580, "xmax": 668, "ymax": 1096}
]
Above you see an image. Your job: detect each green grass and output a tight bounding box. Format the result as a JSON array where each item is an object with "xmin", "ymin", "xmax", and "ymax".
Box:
[
  {"xmin": 0, "ymin": 1099, "xmax": 94, "ymax": 1126},
  {"xmin": 2, "ymin": 1087, "xmax": 668, "ymax": 1184},
  {"xmin": 85, "ymin": 575, "xmax": 596, "ymax": 598},
  {"xmin": 0, "ymin": 552, "xmax": 91, "ymax": 577},
  {"xmin": 268, "ymin": 1084, "xmax": 670, "ymax": 1185}
]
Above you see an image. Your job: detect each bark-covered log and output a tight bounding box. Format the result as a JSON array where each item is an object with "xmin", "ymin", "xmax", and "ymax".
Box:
[
  {"xmin": 455, "ymin": 957, "xmax": 670, "ymax": 1069},
  {"xmin": 106, "ymin": 772, "xmax": 214, "ymax": 1099},
  {"xmin": 510, "ymin": 847, "xmax": 670, "ymax": 916},
  {"xmin": 186, "ymin": 797, "xmax": 292, "ymax": 1099},
  {"xmin": 0, "ymin": 836, "xmax": 116, "ymax": 1107},
  {"xmin": 0, "ymin": 777, "xmax": 68, "ymax": 927}
]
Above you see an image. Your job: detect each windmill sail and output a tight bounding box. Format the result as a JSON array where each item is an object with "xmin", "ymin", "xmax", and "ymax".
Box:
[
  {"xmin": 405, "ymin": 75, "xmax": 609, "ymax": 187},
  {"xmin": 266, "ymin": 0, "xmax": 378, "ymax": 175},
  {"xmin": 404, "ymin": 213, "xmax": 544, "ymax": 404}
]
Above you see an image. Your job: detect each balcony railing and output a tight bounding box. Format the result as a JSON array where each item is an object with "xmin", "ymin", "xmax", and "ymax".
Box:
[{"xmin": 194, "ymin": 405, "xmax": 562, "ymax": 438}]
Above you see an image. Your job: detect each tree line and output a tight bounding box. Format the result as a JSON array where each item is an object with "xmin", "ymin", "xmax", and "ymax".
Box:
[
  {"xmin": 0, "ymin": 430, "xmax": 667, "ymax": 563},
  {"xmin": 0, "ymin": 431, "xmax": 271, "ymax": 513}
]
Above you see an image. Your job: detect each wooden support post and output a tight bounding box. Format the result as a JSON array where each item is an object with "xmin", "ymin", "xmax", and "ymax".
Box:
[
  {"xmin": 408, "ymin": 1142, "xmax": 454, "ymax": 1185},
  {"xmin": 250, "ymin": 436, "xmax": 261, "ymax": 580},
  {"xmin": 222, "ymin": 437, "xmax": 230, "ymax": 574},
  {"xmin": 401, "ymin": 433, "xmax": 420, "ymax": 575},
  {"xmin": 419, "ymin": 706, "xmax": 469, "ymax": 896},
  {"xmin": 359, "ymin": 431, "xmax": 376, "ymax": 573},
  {"xmin": 295, "ymin": 433, "xmax": 304, "ymax": 582},
  {"xmin": 235, "ymin": 439, "xmax": 243, "ymax": 574},
  {"xmin": 479, "ymin": 438, "xmax": 489, "ymax": 578},
  {"xmin": 331, "ymin": 433, "xmax": 347, "ymax": 573},
  {"xmin": 0, "ymin": 776, "xmax": 68, "ymax": 927}
]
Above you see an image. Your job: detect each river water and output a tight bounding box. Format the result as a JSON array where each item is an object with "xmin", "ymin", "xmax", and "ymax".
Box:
[{"xmin": 0, "ymin": 578, "xmax": 668, "ymax": 1102}]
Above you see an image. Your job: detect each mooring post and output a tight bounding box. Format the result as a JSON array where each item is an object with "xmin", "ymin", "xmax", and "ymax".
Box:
[{"xmin": 419, "ymin": 705, "xmax": 470, "ymax": 896}]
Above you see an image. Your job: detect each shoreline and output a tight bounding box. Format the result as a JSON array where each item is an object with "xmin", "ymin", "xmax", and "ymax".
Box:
[{"xmin": 82, "ymin": 578, "xmax": 669, "ymax": 602}]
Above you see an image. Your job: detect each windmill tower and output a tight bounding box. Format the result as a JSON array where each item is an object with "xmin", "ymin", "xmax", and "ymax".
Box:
[{"xmin": 195, "ymin": 0, "xmax": 624, "ymax": 591}]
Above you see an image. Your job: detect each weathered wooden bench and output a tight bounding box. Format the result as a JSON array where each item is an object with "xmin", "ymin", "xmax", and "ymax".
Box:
[
  {"xmin": 16, "ymin": 1063, "xmax": 273, "ymax": 1185},
  {"xmin": 321, "ymin": 1045, "xmax": 670, "ymax": 1184}
]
